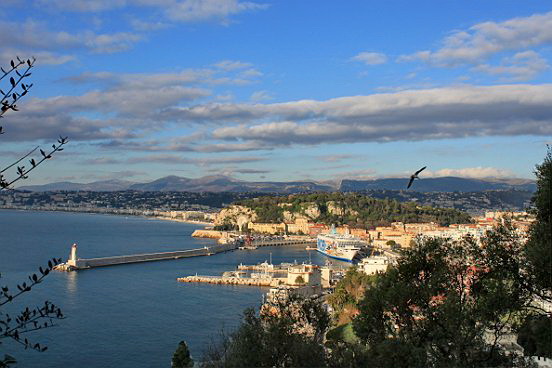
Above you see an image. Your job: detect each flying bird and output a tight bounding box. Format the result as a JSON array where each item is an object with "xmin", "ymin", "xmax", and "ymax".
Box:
[{"xmin": 407, "ymin": 166, "xmax": 426, "ymax": 189}]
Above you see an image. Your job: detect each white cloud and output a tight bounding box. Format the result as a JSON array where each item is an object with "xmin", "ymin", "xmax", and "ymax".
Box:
[
  {"xmin": 319, "ymin": 154, "xmax": 353, "ymax": 163},
  {"xmin": 332, "ymin": 168, "xmax": 377, "ymax": 180},
  {"xmin": 0, "ymin": 20, "xmax": 143, "ymax": 56},
  {"xmin": 166, "ymin": 0, "xmax": 268, "ymax": 22},
  {"xmin": 213, "ymin": 60, "xmax": 252, "ymax": 71},
  {"xmin": 250, "ymin": 90, "xmax": 272, "ymax": 102},
  {"xmin": 37, "ymin": 0, "xmax": 128, "ymax": 12},
  {"xmin": 473, "ymin": 50, "xmax": 549, "ymax": 81},
  {"xmin": 428, "ymin": 167, "xmax": 515, "ymax": 179},
  {"xmin": 125, "ymin": 154, "xmax": 264, "ymax": 165},
  {"xmin": 129, "ymin": 19, "xmax": 171, "ymax": 31},
  {"xmin": 239, "ymin": 68, "xmax": 263, "ymax": 78},
  {"xmin": 352, "ymin": 52, "xmax": 387, "ymax": 65},
  {"xmin": 170, "ymin": 84, "xmax": 552, "ymax": 147},
  {"xmin": 400, "ymin": 11, "xmax": 552, "ymax": 66},
  {"xmin": 46, "ymin": 0, "xmax": 268, "ymax": 23},
  {"xmin": 83, "ymin": 31, "xmax": 143, "ymax": 53},
  {"xmin": 0, "ymin": 60, "xmax": 265, "ymax": 143},
  {"xmin": 0, "ymin": 49, "xmax": 75, "ymax": 65}
]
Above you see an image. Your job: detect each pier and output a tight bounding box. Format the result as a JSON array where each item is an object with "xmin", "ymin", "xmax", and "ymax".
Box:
[
  {"xmin": 178, "ymin": 261, "xmax": 334, "ymax": 289},
  {"xmin": 177, "ymin": 275, "xmax": 276, "ymax": 287},
  {"xmin": 55, "ymin": 237, "xmax": 316, "ymax": 272},
  {"xmin": 55, "ymin": 243, "xmax": 238, "ymax": 271}
]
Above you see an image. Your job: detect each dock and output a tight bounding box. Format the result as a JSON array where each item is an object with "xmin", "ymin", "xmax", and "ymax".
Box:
[
  {"xmin": 177, "ymin": 275, "xmax": 276, "ymax": 287},
  {"xmin": 246, "ymin": 238, "xmax": 315, "ymax": 247},
  {"xmin": 55, "ymin": 243, "xmax": 238, "ymax": 271},
  {"xmin": 178, "ymin": 261, "xmax": 334, "ymax": 289},
  {"xmin": 237, "ymin": 262, "xmax": 290, "ymax": 272}
]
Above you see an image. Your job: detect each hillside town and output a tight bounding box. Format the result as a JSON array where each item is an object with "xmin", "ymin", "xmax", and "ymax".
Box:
[{"xmin": 198, "ymin": 203, "xmax": 534, "ymax": 247}]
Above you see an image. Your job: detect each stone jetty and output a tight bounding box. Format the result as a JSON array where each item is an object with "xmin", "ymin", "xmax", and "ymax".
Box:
[{"xmin": 177, "ymin": 275, "xmax": 277, "ymax": 287}]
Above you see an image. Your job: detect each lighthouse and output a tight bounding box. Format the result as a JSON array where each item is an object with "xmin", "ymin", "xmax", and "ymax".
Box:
[{"xmin": 68, "ymin": 243, "xmax": 78, "ymax": 267}]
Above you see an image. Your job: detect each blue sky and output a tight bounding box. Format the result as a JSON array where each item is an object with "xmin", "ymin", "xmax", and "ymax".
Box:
[{"xmin": 1, "ymin": 0, "xmax": 551, "ymax": 185}]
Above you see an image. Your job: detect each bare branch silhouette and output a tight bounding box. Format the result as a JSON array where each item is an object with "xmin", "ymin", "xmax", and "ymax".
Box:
[
  {"xmin": 0, "ymin": 57, "xmax": 68, "ymax": 191},
  {"xmin": 0, "ymin": 146, "xmax": 38, "ymax": 174},
  {"xmin": 0, "ymin": 56, "xmax": 67, "ymax": 366}
]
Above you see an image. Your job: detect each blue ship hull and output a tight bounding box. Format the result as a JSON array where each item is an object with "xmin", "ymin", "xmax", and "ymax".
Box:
[
  {"xmin": 316, "ymin": 237, "xmax": 358, "ymax": 262},
  {"xmin": 315, "ymin": 248, "xmax": 354, "ymax": 263}
]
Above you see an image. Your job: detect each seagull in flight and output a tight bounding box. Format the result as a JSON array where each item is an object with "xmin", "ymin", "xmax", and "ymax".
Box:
[{"xmin": 407, "ymin": 166, "xmax": 426, "ymax": 189}]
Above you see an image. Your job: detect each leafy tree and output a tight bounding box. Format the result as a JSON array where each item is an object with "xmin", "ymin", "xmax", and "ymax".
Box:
[
  {"xmin": 517, "ymin": 314, "xmax": 552, "ymax": 358},
  {"xmin": 524, "ymin": 146, "xmax": 552, "ymax": 301},
  {"xmin": 327, "ymin": 267, "xmax": 376, "ymax": 325},
  {"xmin": 516, "ymin": 146, "xmax": 552, "ymax": 359},
  {"xmin": 172, "ymin": 340, "xmax": 194, "ymax": 368},
  {"xmin": 353, "ymin": 228, "xmax": 533, "ymax": 368},
  {"xmin": 200, "ymin": 295, "xmax": 329, "ymax": 367}
]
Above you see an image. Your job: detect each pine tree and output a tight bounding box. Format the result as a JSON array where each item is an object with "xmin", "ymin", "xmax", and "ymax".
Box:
[{"xmin": 172, "ymin": 341, "xmax": 193, "ymax": 368}]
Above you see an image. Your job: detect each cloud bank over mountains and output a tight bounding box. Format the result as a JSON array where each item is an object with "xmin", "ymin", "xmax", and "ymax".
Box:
[{"xmin": 2, "ymin": 2, "xmax": 550, "ymax": 183}]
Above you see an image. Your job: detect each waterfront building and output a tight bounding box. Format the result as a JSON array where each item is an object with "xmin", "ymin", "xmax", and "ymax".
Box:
[
  {"xmin": 285, "ymin": 218, "xmax": 311, "ymax": 234},
  {"xmin": 286, "ymin": 263, "xmax": 321, "ymax": 286},
  {"xmin": 247, "ymin": 221, "xmax": 287, "ymax": 234},
  {"xmin": 358, "ymin": 256, "xmax": 390, "ymax": 275}
]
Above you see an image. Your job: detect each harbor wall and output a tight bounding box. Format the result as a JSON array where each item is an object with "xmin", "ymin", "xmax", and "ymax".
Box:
[
  {"xmin": 71, "ymin": 243, "xmax": 236, "ymax": 269},
  {"xmin": 178, "ymin": 275, "xmax": 281, "ymax": 287}
]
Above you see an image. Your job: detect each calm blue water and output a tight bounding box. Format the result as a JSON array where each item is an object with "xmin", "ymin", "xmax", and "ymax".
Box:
[{"xmin": 0, "ymin": 210, "xmax": 332, "ymax": 367}]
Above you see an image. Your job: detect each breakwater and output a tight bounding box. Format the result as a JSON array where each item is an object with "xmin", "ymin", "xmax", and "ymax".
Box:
[
  {"xmin": 55, "ymin": 243, "xmax": 238, "ymax": 271},
  {"xmin": 177, "ymin": 275, "xmax": 276, "ymax": 287}
]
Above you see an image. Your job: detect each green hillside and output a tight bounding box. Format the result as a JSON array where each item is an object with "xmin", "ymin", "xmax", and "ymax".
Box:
[{"xmin": 235, "ymin": 192, "xmax": 472, "ymax": 229}]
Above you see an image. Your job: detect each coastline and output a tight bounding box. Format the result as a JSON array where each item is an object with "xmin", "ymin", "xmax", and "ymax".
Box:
[
  {"xmin": 0, "ymin": 206, "xmax": 214, "ymax": 227},
  {"xmin": 154, "ymin": 216, "xmax": 212, "ymax": 226}
]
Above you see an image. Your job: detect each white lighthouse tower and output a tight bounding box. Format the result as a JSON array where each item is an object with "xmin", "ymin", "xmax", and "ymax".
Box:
[{"xmin": 67, "ymin": 243, "xmax": 78, "ymax": 267}]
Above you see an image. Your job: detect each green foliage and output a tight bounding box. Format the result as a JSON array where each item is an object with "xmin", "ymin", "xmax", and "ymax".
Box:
[
  {"xmin": 213, "ymin": 222, "xmax": 237, "ymax": 231},
  {"xmin": 235, "ymin": 192, "xmax": 472, "ymax": 228},
  {"xmin": 517, "ymin": 315, "xmax": 552, "ymax": 358},
  {"xmin": 200, "ymin": 296, "xmax": 330, "ymax": 368},
  {"xmin": 353, "ymin": 228, "xmax": 532, "ymax": 367},
  {"xmin": 327, "ymin": 267, "xmax": 376, "ymax": 325},
  {"xmin": 325, "ymin": 323, "xmax": 359, "ymax": 344},
  {"xmin": 294, "ymin": 275, "xmax": 305, "ymax": 284},
  {"xmin": 525, "ymin": 146, "xmax": 552, "ymax": 298},
  {"xmin": 172, "ymin": 341, "xmax": 194, "ymax": 368}
]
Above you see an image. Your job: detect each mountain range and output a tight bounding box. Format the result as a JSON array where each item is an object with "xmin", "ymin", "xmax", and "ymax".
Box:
[{"xmin": 17, "ymin": 175, "xmax": 536, "ymax": 193}]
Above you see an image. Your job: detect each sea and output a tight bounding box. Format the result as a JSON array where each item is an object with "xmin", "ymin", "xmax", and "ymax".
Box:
[{"xmin": 0, "ymin": 209, "xmax": 335, "ymax": 367}]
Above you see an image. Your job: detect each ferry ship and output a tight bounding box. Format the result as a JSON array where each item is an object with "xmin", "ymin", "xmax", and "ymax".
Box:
[{"xmin": 316, "ymin": 230, "xmax": 366, "ymax": 262}]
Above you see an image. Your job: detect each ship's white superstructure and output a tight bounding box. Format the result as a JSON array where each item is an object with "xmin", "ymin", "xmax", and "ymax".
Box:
[{"xmin": 316, "ymin": 230, "xmax": 366, "ymax": 262}]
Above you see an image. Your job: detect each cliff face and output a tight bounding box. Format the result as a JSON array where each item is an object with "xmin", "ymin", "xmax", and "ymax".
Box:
[
  {"xmin": 215, "ymin": 205, "xmax": 258, "ymax": 228},
  {"xmin": 219, "ymin": 192, "xmax": 473, "ymax": 228},
  {"xmin": 216, "ymin": 201, "xmax": 340, "ymax": 226},
  {"xmin": 303, "ymin": 203, "xmax": 321, "ymax": 219}
]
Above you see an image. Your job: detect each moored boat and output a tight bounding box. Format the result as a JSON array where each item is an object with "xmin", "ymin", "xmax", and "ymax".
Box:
[{"xmin": 316, "ymin": 230, "xmax": 366, "ymax": 262}]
